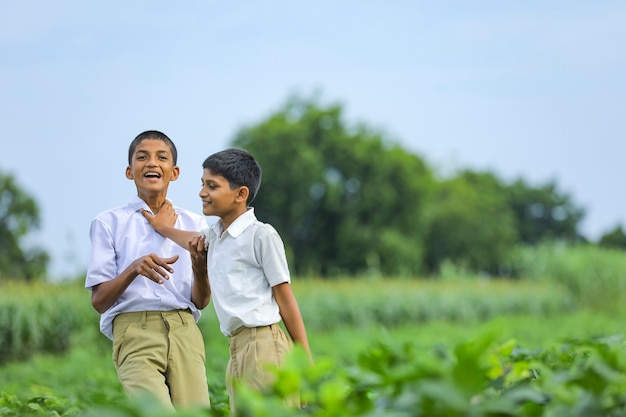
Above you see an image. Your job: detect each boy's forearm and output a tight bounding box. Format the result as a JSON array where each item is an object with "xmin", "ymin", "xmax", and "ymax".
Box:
[
  {"xmin": 273, "ymin": 283, "xmax": 313, "ymax": 361},
  {"xmin": 141, "ymin": 206, "xmax": 198, "ymax": 250},
  {"xmin": 90, "ymin": 262, "xmax": 142, "ymax": 313},
  {"xmin": 156, "ymin": 226, "xmax": 198, "ymax": 251},
  {"xmin": 191, "ymin": 261, "xmax": 211, "ymax": 309},
  {"xmin": 282, "ymin": 307, "xmax": 312, "ymax": 359},
  {"xmin": 91, "ymin": 253, "xmax": 179, "ymax": 313}
]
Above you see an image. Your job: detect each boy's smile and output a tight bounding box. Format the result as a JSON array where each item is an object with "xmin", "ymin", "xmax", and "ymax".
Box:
[{"xmin": 144, "ymin": 171, "xmax": 162, "ymax": 182}]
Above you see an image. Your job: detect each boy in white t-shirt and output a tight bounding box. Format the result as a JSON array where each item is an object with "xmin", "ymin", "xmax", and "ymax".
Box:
[{"xmin": 143, "ymin": 148, "xmax": 312, "ymax": 410}]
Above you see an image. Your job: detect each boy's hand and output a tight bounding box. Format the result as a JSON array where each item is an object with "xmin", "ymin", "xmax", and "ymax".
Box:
[
  {"xmin": 188, "ymin": 234, "xmax": 208, "ymax": 265},
  {"xmin": 142, "ymin": 200, "xmax": 177, "ymax": 231},
  {"xmin": 133, "ymin": 254, "xmax": 179, "ymax": 284}
]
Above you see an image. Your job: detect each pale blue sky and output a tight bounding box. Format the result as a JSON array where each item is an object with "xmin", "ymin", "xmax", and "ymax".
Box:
[{"xmin": 1, "ymin": 1, "xmax": 624, "ymax": 279}]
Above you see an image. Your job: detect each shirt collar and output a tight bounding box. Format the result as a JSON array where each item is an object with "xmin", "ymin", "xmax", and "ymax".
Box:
[
  {"xmin": 211, "ymin": 207, "xmax": 256, "ymax": 238},
  {"xmin": 127, "ymin": 196, "xmax": 171, "ymax": 214},
  {"xmin": 127, "ymin": 196, "xmax": 149, "ymax": 213}
]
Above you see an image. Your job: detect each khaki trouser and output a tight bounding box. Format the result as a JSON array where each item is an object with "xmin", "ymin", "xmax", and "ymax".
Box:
[
  {"xmin": 112, "ymin": 309, "xmax": 211, "ymax": 410},
  {"xmin": 226, "ymin": 323, "xmax": 298, "ymax": 411}
]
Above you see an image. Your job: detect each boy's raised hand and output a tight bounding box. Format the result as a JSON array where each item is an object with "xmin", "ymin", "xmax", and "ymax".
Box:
[
  {"xmin": 188, "ymin": 234, "xmax": 208, "ymax": 265},
  {"xmin": 142, "ymin": 200, "xmax": 205, "ymax": 252},
  {"xmin": 142, "ymin": 199, "xmax": 177, "ymax": 232}
]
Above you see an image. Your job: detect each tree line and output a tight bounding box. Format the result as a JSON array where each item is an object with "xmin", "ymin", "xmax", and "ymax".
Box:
[
  {"xmin": 231, "ymin": 95, "xmax": 626, "ymax": 277},
  {"xmin": 1, "ymin": 95, "xmax": 625, "ymax": 280}
]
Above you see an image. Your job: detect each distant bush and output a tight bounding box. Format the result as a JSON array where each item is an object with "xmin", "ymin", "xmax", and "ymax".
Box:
[
  {"xmin": 512, "ymin": 243, "xmax": 626, "ymax": 311},
  {"xmin": 0, "ymin": 281, "xmax": 97, "ymax": 364}
]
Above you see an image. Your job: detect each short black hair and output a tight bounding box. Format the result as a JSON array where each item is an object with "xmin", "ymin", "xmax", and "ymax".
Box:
[
  {"xmin": 128, "ymin": 130, "xmax": 178, "ymax": 165},
  {"xmin": 202, "ymin": 148, "xmax": 262, "ymax": 204}
]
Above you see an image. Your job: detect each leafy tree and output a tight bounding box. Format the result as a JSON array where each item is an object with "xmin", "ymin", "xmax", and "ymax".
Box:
[
  {"xmin": 598, "ymin": 225, "xmax": 626, "ymax": 250},
  {"xmin": 505, "ymin": 178, "xmax": 585, "ymax": 244},
  {"xmin": 424, "ymin": 170, "xmax": 518, "ymax": 275},
  {"xmin": 232, "ymin": 95, "xmax": 435, "ymax": 277},
  {"xmin": 0, "ymin": 170, "xmax": 49, "ymax": 280}
]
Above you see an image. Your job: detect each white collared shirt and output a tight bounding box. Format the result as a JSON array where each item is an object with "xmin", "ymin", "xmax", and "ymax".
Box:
[
  {"xmin": 85, "ymin": 196, "xmax": 207, "ymax": 340},
  {"xmin": 204, "ymin": 207, "xmax": 290, "ymax": 336}
]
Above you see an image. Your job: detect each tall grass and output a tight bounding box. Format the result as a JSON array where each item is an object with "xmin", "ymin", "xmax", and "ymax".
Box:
[
  {"xmin": 293, "ymin": 278, "xmax": 576, "ymax": 330},
  {"xmin": 0, "ymin": 280, "xmax": 98, "ymax": 364},
  {"xmin": 0, "ymin": 274, "xmax": 583, "ymax": 365},
  {"xmin": 512, "ymin": 243, "xmax": 626, "ymax": 311}
]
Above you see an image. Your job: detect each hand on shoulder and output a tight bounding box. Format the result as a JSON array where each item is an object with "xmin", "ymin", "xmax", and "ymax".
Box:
[{"xmin": 142, "ymin": 200, "xmax": 177, "ymax": 232}]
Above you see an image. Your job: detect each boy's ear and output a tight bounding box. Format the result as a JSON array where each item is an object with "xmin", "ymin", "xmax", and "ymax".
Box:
[
  {"xmin": 236, "ymin": 186, "xmax": 249, "ymax": 203},
  {"xmin": 170, "ymin": 166, "xmax": 180, "ymax": 181},
  {"xmin": 125, "ymin": 166, "xmax": 133, "ymax": 179}
]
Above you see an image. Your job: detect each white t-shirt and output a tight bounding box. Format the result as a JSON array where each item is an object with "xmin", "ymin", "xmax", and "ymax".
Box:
[
  {"xmin": 204, "ymin": 207, "xmax": 290, "ymax": 336},
  {"xmin": 85, "ymin": 196, "xmax": 207, "ymax": 340}
]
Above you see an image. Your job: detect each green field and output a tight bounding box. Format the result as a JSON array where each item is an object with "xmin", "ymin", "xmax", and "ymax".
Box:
[
  {"xmin": 0, "ymin": 266, "xmax": 626, "ymax": 417},
  {"xmin": 2, "ymin": 273, "xmax": 626, "ymax": 416}
]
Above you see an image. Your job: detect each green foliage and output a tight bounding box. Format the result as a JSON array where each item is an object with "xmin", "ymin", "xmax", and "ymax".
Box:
[
  {"xmin": 0, "ymin": 170, "xmax": 49, "ymax": 281},
  {"xmin": 512, "ymin": 243, "xmax": 626, "ymax": 311},
  {"xmin": 505, "ymin": 178, "xmax": 585, "ymax": 245},
  {"xmin": 0, "ymin": 281, "xmax": 96, "ymax": 364},
  {"xmin": 0, "ymin": 392, "xmax": 80, "ymax": 416},
  {"xmin": 425, "ymin": 170, "xmax": 519, "ymax": 274},
  {"xmin": 6, "ymin": 334, "xmax": 626, "ymax": 417},
  {"xmin": 598, "ymin": 224, "xmax": 626, "ymax": 250},
  {"xmin": 3, "ymin": 271, "xmax": 626, "ymax": 415},
  {"xmin": 2, "ymin": 276, "xmax": 626, "ymax": 416},
  {"xmin": 0, "ymin": 278, "xmax": 576, "ymax": 367},
  {"xmin": 228, "ymin": 334, "xmax": 626, "ymax": 417},
  {"xmin": 424, "ymin": 171, "xmax": 588, "ymax": 275},
  {"xmin": 232, "ymin": 94, "xmax": 435, "ymax": 276}
]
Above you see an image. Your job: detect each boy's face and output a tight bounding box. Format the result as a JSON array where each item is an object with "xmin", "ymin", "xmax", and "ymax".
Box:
[
  {"xmin": 199, "ymin": 168, "xmax": 247, "ymax": 218},
  {"xmin": 126, "ymin": 139, "xmax": 179, "ymax": 196}
]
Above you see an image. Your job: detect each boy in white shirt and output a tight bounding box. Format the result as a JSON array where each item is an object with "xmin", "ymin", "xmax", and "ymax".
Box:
[
  {"xmin": 143, "ymin": 148, "xmax": 312, "ymax": 410},
  {"xmin": 85, "ymin": 130, "xmax": 211, "ymax": 410}
]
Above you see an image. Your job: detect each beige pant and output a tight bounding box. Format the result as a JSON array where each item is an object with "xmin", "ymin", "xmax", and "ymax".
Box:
[
  {"xmin": 226, "ymin": 323, "xmax": 298, "ymax": 411},
  {"xmin": 112, "ymin": 310, "xmax": 211, "ymax": 410}
]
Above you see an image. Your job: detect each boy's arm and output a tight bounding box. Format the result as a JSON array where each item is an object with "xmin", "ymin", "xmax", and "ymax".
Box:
[
  {"xmin": 141, "ymin": 201, "xmax": 200, "ymax": 250},
  {"xmin": 273, "ymin": 282, "xmax": 313, "ymax": 363},
  {"xmin": 91, "ymin": 253, "xmax": 179, "ymax": 313}
]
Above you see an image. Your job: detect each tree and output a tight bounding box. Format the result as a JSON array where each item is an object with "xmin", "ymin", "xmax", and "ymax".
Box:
[
  {"xmin": 232, "ymin": 95, "xmax": 435, "ymax": 277},
  {"xmin": 0, "ymin": 170, "xmax": 49, "ymax": 280},
  {"xmin": 598, "ymin": 225, "xmax": 626, "ymax": 250},
  {"xmin": 424, "ymin": 170, "xmax": 519, "ymax": 275},
  {"xmin": 504, "ymin": 178, "xmax": 585, "ymax": 244}
]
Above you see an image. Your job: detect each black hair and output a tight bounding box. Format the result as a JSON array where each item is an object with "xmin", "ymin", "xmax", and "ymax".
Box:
[
  {"xmin": 128, "ymin": 130, "xmax": 178, "ymax": 165},
  {"xmin": 202, "ymin": 148, "xmax": 262, "ymax": 204}
]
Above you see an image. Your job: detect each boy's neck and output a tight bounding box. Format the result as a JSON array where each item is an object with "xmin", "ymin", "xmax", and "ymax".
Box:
[
  {"xmin": 138, "ymin": 192, "xmax": 168, "ymax": 214},
  {"xmin": 220, "ymin": 206, "xmax": 250, "ymax": 231}
]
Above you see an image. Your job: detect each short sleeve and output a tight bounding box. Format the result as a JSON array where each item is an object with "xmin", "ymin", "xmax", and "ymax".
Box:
[
  {"xmin": 253, "ymin": 224, "xmax": 291, "ymax": 287},
  {"xmin": 85, "ymin": 218, "xmax": 117, "ymax": 289}
]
